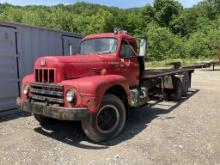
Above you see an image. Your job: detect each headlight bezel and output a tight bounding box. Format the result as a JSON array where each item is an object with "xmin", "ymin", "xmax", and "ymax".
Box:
[{"xmin": 22, "ymin": 84, "xmax": 29, "ymax": 95}]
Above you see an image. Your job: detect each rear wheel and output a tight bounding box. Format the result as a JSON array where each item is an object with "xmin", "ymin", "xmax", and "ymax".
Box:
[
  {"xmin": 34, "ymin": 114, "xmax": 56, "ymax": 125},
  {"xmin": 182, "ymin": 72, "xmax": 190, "ymax": 97},
  {"xmin": 82, "ymin": 94, "xmax": 126, "ymax": 142},
  {"xmin": 170, "ymin": 77, "xmax": 183, "ymax": 101}
]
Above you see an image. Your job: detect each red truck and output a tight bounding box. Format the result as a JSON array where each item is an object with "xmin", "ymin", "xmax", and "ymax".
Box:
[{"xmin": 17, "ymin": 30, "xmax": 194, "ymax": 142}]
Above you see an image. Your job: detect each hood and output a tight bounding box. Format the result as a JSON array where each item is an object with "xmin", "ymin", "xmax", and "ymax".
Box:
[{"xmin": 34, "ymin": 54, "xmax": 109, "ymax": 83}]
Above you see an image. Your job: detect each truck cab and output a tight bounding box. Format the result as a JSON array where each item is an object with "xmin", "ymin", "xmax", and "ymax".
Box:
[{"xmin": 17, "ymin": 30, "xmax": 193, "ymax": 142}]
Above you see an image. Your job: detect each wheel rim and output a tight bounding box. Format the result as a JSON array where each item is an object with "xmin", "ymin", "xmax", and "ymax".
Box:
[{"xmin": 96, "ymin": 105, "xmax": 120, "ymax": 134}]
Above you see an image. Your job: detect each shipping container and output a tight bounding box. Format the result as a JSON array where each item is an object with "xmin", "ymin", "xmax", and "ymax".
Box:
[{"xmin": 0, "ymin": 21, "xmax": 82, "ymax": 112}]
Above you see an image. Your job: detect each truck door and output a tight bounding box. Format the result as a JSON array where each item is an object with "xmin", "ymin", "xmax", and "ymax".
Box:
[{"xmin": 119, "ymin": 40, "xmax": 139, "ymax": 87}]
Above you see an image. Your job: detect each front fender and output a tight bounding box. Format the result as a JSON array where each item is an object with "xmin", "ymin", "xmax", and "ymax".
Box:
[{"xmin": 61, "ymin": 75, "xmax": 130, "ymax": 112}]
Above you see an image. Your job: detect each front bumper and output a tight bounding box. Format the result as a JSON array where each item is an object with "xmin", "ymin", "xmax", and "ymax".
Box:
[{"xmin": 16, "ymin": 98, "xmax": 88, "ymax": 121}]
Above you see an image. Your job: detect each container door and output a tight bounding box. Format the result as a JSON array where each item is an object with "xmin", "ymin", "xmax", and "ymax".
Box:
[
  {"xmin": 62, "ymin": 35, "xmax": 81, "ymax": 55},
  {"xmin": 0, "ymin": 26, "xmax": 19, "ymax": 111}
]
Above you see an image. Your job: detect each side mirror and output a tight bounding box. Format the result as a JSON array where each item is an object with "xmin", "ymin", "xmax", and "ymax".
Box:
[{"xmin": 139, "ymin": 38, "xmax": 147, "ymax": 57}]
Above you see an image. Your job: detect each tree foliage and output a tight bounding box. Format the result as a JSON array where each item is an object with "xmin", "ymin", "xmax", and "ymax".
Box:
[
  {"xmin": 146, "ymin": 23, "xmax": 184, "ymax": 60},
  {"xmin": 154, "ymin": 0, "xmax": 182, "ymax": 26},
  {"xmin": 0, "ymin": 0, "xmax": 219, "ymax": 60}
]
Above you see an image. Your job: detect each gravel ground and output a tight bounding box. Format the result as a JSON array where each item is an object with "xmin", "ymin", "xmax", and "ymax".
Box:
[{"xmin": 0, "ymin": 69, "xmax": 220, "ymax": 165}]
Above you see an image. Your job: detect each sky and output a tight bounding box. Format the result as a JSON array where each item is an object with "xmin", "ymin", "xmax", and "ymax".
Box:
[{"xmin": 0, "ymin": 0, "xmax": 203, "ymax": 8}]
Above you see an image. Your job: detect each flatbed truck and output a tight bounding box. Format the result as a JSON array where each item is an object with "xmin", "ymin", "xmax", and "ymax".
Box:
[{"xmin": 17, "ymin": 30, "xmax": 194, "ymax": 142}]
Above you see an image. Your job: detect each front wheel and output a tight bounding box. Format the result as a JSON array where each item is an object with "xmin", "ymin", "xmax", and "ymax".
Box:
[{"xmin": 82, "ymin": 94, "xmax": 126, "ymax": 142}]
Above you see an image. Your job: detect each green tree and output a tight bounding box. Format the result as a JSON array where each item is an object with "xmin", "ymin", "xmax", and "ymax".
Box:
[
  {"xmin": 123, "ymin": 10, "xmax": 142, "ymax": 35},
  {"xmin": 154, "ymin": 0, "xmax": 182, "ymax": 26},
  {"xmin": 85, "ymin": 9, "xmax": 114, "ymax": 34},
  {"xmin": 170, "ymin": 9, "xmax": 199, "ymax": 36},
  {"xmin": 146, "ymin": 23, "xmax": 184, "ymax": 60},
  {"xmin": 197, "ymin": 0, "xmax": 220, "ymax": 20},
  {"xmin": 3, "ymin": 7, "xmax": 23, "ymax": 22},
  {"xmin": 22, "ymin": 9, "xmax": 49, "ymax": 27},
  {"xmin": 141, "ymin": 5, "xmax": 155, "ymax": 26},
  {"xmin": 185, "ymin": 17, "xmax": 220, "ymax": 58}
]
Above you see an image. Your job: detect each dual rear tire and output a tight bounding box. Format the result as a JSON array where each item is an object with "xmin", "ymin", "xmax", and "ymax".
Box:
[
  {"xmin": 170, "ymin": 73, "xmax": 190, "ymax": 101},
  {"xmin": 170, "ymin": 77, "xmax": 183, "ymax": 101},
  {"xmin": 181, "ymin": 72, "xmax": 190, "ymax": 97}
]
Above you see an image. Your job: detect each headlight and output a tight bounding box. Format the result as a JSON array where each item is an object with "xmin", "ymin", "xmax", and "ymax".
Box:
[
  {"xmin": 23, "ymin": 84, "xmax": 29, "ymax": 95},
  {"xmin": 66, "ymin": 90, "xmax": 75, "ymax": 102}
]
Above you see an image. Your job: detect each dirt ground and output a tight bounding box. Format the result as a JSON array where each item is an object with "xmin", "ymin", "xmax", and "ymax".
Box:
[{"xmin": 0, "ymin": 69, "xmax": 220, "ymax": 165}]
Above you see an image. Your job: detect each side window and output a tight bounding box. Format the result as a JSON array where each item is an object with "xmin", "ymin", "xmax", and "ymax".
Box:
[{"xmin": 120, "ymin": 41, "xmax": 134, "ymax": 58}]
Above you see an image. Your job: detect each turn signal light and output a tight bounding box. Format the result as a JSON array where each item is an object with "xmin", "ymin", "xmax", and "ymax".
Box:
[{"xmin": 101, "ymin": 69, "xmax": 107, "ymax": 75}]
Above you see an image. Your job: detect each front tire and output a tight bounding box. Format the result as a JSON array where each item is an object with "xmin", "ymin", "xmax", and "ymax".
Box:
[{"xmin": 82, "ymin": 94, "xmax": 126, "ymax": 142}]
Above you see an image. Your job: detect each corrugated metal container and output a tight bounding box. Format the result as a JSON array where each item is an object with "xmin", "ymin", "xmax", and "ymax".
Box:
[{"xmin": 0, "ymin": 21, "xmax": 82, "ymax": 112}]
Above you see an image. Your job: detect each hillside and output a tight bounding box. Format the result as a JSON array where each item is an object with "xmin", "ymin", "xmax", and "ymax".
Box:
[{"xmin": 0, "ymin": 0, "xmax": 219, "ymax": 60}]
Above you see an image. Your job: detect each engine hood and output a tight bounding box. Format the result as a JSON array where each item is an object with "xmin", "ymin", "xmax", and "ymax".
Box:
[
  {"xmin": 35, "ymin": 54, "xmax": 106, "ymax": 64},
  {"xmin": 34, "ymin": 54, "xmax": 111, "ymax": 82}
]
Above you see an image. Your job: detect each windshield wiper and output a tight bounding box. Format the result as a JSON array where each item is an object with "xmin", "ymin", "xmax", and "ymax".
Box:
[{"xmin": 97, "ymin": 50, "xmax": 112, "ymax": 55}]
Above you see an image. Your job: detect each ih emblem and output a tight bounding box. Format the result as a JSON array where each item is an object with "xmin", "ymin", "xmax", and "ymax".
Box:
[{"xmin": 40, "ymin": 60, "xmax": 46, "ymax": 67}]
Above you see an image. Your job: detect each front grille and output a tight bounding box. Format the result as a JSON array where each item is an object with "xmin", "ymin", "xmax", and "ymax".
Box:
[
  {"xmin": 35, "ymin": 69, "xmax": 55, "ymax": 83},
  {"xmin": 30, "ymin": 82, "xmax": 64, "ymax": 105}
]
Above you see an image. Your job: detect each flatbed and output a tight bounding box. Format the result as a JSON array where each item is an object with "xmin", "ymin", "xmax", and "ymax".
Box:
[
  {"xmin": 143, "ymin": 68, "xmax": 194, "ymax": 79},
  {"xmin": 186, "ymin": 60, "xmax": 220, "ymax": 70}
]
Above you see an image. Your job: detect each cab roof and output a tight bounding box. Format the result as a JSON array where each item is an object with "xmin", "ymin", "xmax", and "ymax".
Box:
[{"xmin": 83, "ymin": 32, "xmax": 135, "ymax": 41}]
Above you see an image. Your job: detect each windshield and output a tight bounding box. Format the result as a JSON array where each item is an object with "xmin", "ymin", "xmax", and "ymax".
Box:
[{"xmin": 80, "ymin": 38, "xmax": 117, "ymax": 55}]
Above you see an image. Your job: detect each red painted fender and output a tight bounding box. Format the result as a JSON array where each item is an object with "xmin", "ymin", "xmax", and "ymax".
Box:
[{"xmin": 61, "ymin": 75, "xmax": 130, "ymax": 112}]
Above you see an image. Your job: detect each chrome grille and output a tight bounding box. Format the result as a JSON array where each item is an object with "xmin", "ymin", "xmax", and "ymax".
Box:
[
  {"xmin": 35, "ymin": 69, "xmax": 55, "ymax": 83},
  {"xmin": 30, "ymin": 82, "xmax": 64, "ymax": 105}
]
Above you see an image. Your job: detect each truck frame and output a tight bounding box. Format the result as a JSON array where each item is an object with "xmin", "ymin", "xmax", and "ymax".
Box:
[{"xmin": 17, "ymin": 30, "xmax": 194, "ymax": 142}]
